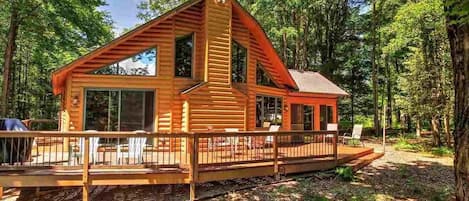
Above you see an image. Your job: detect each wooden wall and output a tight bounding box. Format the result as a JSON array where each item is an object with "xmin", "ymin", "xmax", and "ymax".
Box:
[{"xmin": 59, "ymin": 0, "xmax": 339, "ymax": 134}]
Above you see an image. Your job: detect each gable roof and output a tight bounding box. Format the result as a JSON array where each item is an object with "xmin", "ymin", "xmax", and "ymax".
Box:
[
  {"xmin": 51, "ymin": 0, "xmax": 297, "ymax": 95},
  {"xmin": 288, "ymin": 69, "xmax": 349, "ymax": 96}
]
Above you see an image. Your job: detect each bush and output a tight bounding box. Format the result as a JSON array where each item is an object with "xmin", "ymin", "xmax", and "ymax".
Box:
[
  {"xmin": 336, "ymin": 166, "xmax": 354, "ymax": 181},
  {"xmin": 394, "ymin": 137, "xmax": 424, "ymax": 152},
  {"xmin": 347, "ymin": 139, "xmax": 362, "ymax": 146},
  {"xmin": 431, "ymin": 146, "xmax": 454, "ymax": 157}
]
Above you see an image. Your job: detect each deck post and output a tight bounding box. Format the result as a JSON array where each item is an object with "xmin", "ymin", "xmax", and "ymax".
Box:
[
  {"xmin": 189, "ymin": 134, "xmax": 199, "ymax": 201},
  {"xmin": 334, "ymin": 130, "xmax": 338, "ymax": 166},
  {"xmin": 273, "ymin": 134, "xmax": 280, "ymax": 180},
  {"xmin": 82, "ymin": 136, "xmax": 90, "ymax": 201},
  {"xmin": 0, "ymin": 186, "xmax": 3, "ymax": 199}
]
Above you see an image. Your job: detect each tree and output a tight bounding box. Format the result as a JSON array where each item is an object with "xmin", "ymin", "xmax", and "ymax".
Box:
[
  {"xmin": 137, "ymin": 0, "xmax": 186, "ymax": 22},
  {"xmin": 0, "ymin": 0, "xmax": 113, "ymax": 119},
  {"xmin": 444, "ymin": 0, "xmax": 469, "ymax": 200}
]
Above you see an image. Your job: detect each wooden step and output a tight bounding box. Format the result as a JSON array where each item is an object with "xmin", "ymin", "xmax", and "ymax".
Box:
[{"xmin": 343, "ymin": 152, "xmax": 384, "ymax": 172}]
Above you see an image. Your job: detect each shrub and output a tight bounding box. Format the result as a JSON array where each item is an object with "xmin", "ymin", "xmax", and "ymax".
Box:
[
  {"xmin": 394, "ymin": 137, "xmax": 424, "ymax": 152},
  {"xmin": 336, "ymin": 167, "xmax": 354, "ymax": 181},
  {"xmin": 431, "ymin": 146, "xmax": 454, "ymax": 157},
  {"xmin": 347, "ymin": 139, "xmax": 362, "ymax": 146}
]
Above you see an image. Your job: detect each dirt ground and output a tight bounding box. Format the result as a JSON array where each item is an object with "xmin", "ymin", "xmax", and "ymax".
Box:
[{"xmin": 2, "ymin": 136, "xmax": 454, "ymax": 201}]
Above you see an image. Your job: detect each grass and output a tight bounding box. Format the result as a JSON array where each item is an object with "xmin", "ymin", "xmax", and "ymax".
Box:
[{"xmin": 392, "ymin": 136, "xmax": 454, "ymax": 157}]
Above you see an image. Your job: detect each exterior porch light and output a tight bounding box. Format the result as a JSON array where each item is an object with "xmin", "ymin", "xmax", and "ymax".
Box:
[
  {"xmin": 72, "ymin": 96, "xmax": 79, "ymax": 106},
  {"xmin": 216, "ymin": 0, "xmax": 226, "ymax": 3}
]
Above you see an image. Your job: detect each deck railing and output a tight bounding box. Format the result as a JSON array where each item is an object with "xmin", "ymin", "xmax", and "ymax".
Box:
[{"xmin": 0, "ymin": 130, "xmax": 338, "ymax": 200}]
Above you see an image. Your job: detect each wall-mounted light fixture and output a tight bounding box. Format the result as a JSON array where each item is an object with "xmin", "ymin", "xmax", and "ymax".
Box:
[
  {"xmin": 72, "ymin": 96, "xmax": 79, "ymax": 106},
  {"xmin": 216, "ymin": 0, "xmax": 226, "ymax": 3}
]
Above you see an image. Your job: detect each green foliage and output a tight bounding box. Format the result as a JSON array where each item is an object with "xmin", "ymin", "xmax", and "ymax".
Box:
[
  {"xmin": 347, "ymin": 139, "xmax": 362, "ymax": 146},
  {"xmin": 137, "ymin": 0, "xmax": 187, "ymax": 22},
  {"xmin": 430, "ymin": 187, "xmax": 452, "ymax": 201},
  {"xmin": 304, "ymin": 195, "xmax": 329, "ymax": 201},
  {"xmin": 336, "ymin": 166, "xmax": 354, "ymax": 181},
  {"xmin": 0, "ymin": 0, "xmax": 113, "ymax": 119},
  {"xmin": 394, "ymin": 137, "xmax": 424, "ymax": 152},
  {"xmin": 430, "ymin": 146, "xmax": 454, "ymax": 157}
]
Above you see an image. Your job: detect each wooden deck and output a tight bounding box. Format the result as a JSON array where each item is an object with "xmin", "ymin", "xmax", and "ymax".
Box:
[{"xmin": 0, "ymin": 131, "xmax": 382, "ymax": 201}]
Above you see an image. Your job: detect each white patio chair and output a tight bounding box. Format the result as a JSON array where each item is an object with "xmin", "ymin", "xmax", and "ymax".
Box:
[
  {"xmin": 265, "ymin": 125, "xmax": 280, "ymax": 144},
  {"xmin": 117, "ymin": 137, "xmax": 147, "ymax": 164},
  {"xmin": 224, "ymin": 128, "xmax": 239, "ymax": 155},
  {"xmin": 343, "ymin": 124, "xmax": 364, "ymax": 146},
  {"xmin": 323, "ymin": 123, "xmax": 338, "ymax": 143},
  {"xmin": 71, "ymin": 130, "xmax": 100, "ymax": 165}
]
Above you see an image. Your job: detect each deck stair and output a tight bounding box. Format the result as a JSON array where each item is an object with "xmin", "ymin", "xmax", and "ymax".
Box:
[{"xmin": 342, "ymin": 151, "xmax": 384, "ymax": 172}]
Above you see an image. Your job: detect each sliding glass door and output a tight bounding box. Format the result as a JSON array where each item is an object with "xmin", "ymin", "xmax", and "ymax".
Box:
[
  {"xmin": 84, "ymin": 89, "xmax": 155, "ymax": 132},
  {"xmin": 320, "ymin": 105, "xmax": 334, "ymax": 130}
]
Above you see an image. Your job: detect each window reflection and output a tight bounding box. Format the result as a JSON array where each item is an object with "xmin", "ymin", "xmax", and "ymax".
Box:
[
  {"xmin": 175, "ymin": 34, "xmax": 194, "ymax": 78},
  {"xmin": 256, "ymin": 63, "xmax": 277, "ymax": 87},
  {"xmin": 232, "ymin": 40, "xmax": 247, "ymax": 83},
  {"xmin": 256, "ymin": 95, "xmax": 283, "ymax": 128},
  {"xmin": 93, "ymin": 48, "xmax": 157, "ymax": 76}
]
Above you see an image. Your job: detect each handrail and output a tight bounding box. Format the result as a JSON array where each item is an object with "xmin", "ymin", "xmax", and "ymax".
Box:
[{"xmin": 0, "ymin": 130, "xmax": 336, "ymax": 138}]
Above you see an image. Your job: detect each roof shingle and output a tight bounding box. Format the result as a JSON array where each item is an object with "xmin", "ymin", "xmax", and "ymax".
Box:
[{"xmin": 288, "ymin": 69, "xmax": 349, "ymax": 96}]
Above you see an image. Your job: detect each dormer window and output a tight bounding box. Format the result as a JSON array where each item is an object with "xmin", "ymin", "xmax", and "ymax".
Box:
[
  {"xmin": 175, "ymin": 33, "xmax": 194, "ymax": 78},
  {"xmin": 93, "ymin": 48, "xmax": 157, "ymax": 76},
  {"xmin": 231, "ymin": 40, "xmax": 247, "ymax": 83}
]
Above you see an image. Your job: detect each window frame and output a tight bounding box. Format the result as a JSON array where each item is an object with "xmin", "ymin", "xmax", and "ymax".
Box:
[
  {"xmin": 255, "ymin": 94, "xmax": 284, "ymax": 128},
  {"xmin": 231, "ymin": 40, "xmax": 248, "ymax": 83},
  {"xmin": 83, "ymin": 88, "xmax": 156, "ymax": 132},
  {"xmin": 91, "ymin": 47, "xmax": 158, "ymax": 77},
  {"xmin": 174, "ymin": 33, "xmax": 195, "ymax": 78},
  {"xmin": 256, "ymin": 62, "xmax": 278, "ymax": 87}
]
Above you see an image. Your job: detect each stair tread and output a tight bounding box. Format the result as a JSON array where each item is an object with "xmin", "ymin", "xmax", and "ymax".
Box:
[{"xmin": 343, "ymin": 152, "xmax": 384, "ymax": 171}]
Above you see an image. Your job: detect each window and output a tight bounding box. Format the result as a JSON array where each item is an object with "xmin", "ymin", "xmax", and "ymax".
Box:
[
  {"xmin": 175, "ymin": 34, "xmax": 194, "ymax": 78},
  {"xmin": 290, "ymin": 104, "xmax": 314, "ymax": 131},
  {"xmin": 93, "ymin": 48, "xmax": 156, "ymax": 76},
  {"xmin": 84, "ymin": 89, "xmax": 155, "ymax": 132},
  {"xmin": 231, "ymin": 40, "xmax": 247, "ymax": 83},
  {"xmin": 256, "ymin": 95, "xmax": 283, "ymax": 128},
  {"xmin": 256, "ymin": 63, "xmax": 277, "ymax": 87},
  {"xmin": 320, "ymin": 105, "xmax": 334, "ymax": 130}
]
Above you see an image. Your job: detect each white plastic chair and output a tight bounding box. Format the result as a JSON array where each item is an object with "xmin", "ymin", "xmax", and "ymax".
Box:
[
  {"xmin": 265, "ymin": 125, "xmax": 280, "ymax": 144},
  {"xmin": 117, "ymin": 137, "xmax": 147, "ymax": 164},
  {"xmin": 324, "ymin": 123, "xmax": 338, "ymax": 143},
  {"xmin": 224, "ymin": 128, "xmax": 240, "ymax": 155},
  {"xmin": 343, "ymin": 124, "xmax": 364, "ymax": 146},
  {"xmin": 72, "ymin": 130, "xmax": 100, "ymax": 165}
]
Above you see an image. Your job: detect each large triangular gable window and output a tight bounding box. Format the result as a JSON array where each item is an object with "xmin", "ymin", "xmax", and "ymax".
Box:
[
  {"xmin": 256, "ymin": 63, "xmax": 278, "ymax": 87},
  {"xmin": 92, "ymin": 48, "xmax": 157, "ymax": 76}
]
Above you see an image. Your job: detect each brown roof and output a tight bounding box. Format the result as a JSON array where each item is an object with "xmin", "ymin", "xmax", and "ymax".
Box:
[{"xmin": 288, "ymin": 69, "xmax": 348, "ymax": 96}]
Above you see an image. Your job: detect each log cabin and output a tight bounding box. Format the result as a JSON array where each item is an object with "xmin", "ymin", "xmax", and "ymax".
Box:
[{"xmin": 51, "ymin": 0, "xmax": 348, "ymax": 142}]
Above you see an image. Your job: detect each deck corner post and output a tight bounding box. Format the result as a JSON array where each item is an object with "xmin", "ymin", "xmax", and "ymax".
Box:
[
  {"xmin": 82, "ymin": 136, "xmax": 90, "ymax": 201},
  {"xmin": 334, "ymin": 130, "xmax": 339, "ymax": 166},
  {"xmin": 0, "ymin": 186, "xmax": 3, "ymax": 199},
  {"xmin": 273, "ymin": 134, "xmax": 280, "ymax": 180},
  {"xmin": 189, "ymin": 134, "xmax": 199, "ymax": 201}
]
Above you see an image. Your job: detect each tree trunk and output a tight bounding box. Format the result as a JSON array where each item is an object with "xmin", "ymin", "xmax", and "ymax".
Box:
[
  {"xmin": 443, "ymin": 114, "xmax": 452, "ymax": 147},
  {"xmin": 415, "ymin": 118, "xmax": 421, "ymax": 138},
  {"xmin": 445, "ymin": 4, "xmax": 469, "ymax": 200},
  {"xmin": 431, "ymin": 116, "xmax": 442, "ymax": 147},
  {"xmin": 1, "ymin": 7, "xmax": 20, "ymax": 117},
  {"xmin": 371, "ymin": 0, "xmax": 380, "ymax": 136}
]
